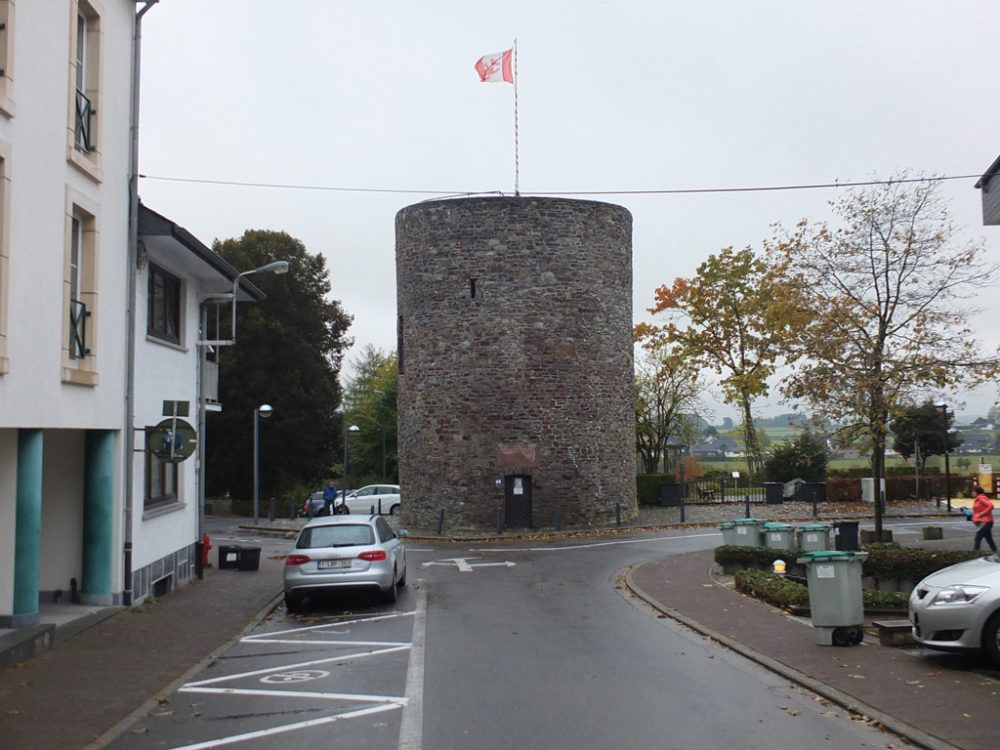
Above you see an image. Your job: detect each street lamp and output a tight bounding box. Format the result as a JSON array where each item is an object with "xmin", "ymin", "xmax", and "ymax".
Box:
[
  {"xmin": 231, "ymin": 260, "xmax": 290, "ymax": 341},
  {"xmin": 343, "ymin": 423, "xmax": 360, "ymax": 497},
  {"xmin": 253, "ymin": 403, "xmax": 274, "ymax": 524},
  {"xmin": 934, "ymin": 402, "xmax": 952, "ymax": 512}
]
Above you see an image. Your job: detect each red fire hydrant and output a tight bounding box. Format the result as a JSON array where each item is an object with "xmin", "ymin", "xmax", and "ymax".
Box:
[{"xmin": 202, "ymin": 533, "xmax": 212, "ymax": 567}]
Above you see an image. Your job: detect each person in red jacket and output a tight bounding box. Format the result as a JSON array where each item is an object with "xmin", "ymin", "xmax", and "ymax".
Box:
[{"xmin": 972, "ymin": 486, "xmax": 997, "ymax": 553}]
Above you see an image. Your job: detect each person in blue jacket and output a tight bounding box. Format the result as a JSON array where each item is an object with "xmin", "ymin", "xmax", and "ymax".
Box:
[{"xmin": 322, "ymin": 482, "xmax": 338, "ymax": 516}]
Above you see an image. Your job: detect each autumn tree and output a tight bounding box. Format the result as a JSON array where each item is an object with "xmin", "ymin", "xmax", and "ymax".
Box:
[
  {"xmin": 634, "ymin": 345, "xmax": 704, "ymax": 475},
  {"xmin": 206, "ymin": 230, "xmax": 353, "ymax": 502},
  {"xmin": 637, "ymin": 246, "xmax": 798, "ymax": 478},
  {"xmin": 769, "ymin": 175, "xmax": 1000, "ymax": 536},
  {"xmin": 891, "ymin": 401, "xmax": 963, "ymax": 469},
  {"xmin": 342, "ymin": 346, "xmax": 398, "ymax": 484}
]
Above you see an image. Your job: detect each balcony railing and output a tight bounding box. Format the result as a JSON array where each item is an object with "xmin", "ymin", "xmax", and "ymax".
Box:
[
  {"xmin": 75, "ymin": 89, "xmax": 94, "ymax": 153},
  {"xmin": 69, "ymin": 298, "xmax": 90, "ymax": 359}
]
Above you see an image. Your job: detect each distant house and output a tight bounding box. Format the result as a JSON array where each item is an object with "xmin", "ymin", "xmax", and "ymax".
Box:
[
  {"xmin": 975, "ymin": 154, "xmax": 1000, "ymax": 226},
  {"xmin": 956, "ymin": 431, "xmax": 995, "ymax": 454},
  {"xmin": 690, "ymin": 436, "xmax": 742, "ymax": 460}
]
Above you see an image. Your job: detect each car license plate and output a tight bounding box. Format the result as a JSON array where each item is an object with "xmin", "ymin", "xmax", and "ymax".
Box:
[{"xmin": 317, "ymin": 559, "xmax": 351, "ymax": 570}]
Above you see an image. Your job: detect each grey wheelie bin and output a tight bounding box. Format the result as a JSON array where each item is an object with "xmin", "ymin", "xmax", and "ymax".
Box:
[
  {"xmin": 796, "ymin": 523, "xmax": 833, "ymax": 551},
  {"xmin": 796, "ymin": 550, "xmax": 868, "ymax": 646},
  {"xmin": 731, "ymin": 518, "xmax": 764, "ymax": 547},
  {"xmin": 719, "ymin": 521, "xmax": 738, "ymax": 546},
  {"xmin": 763, "ymin": 522, "xmax": 795, "ymax": 550}
]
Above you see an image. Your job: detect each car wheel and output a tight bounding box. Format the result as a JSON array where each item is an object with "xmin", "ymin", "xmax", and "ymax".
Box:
[
  {"xmin": 983, "ymin": 611, "xmax": 1000, "ymax": 667},
  {"xmin": 385, "ymin": 571, "xmax": 399, "ymax": 604},
  {"xmin": 389, "ymin": 504, "xmax": 400, "ymax": 516},
  {"xmin": 285, "ymin": 591, "xmax": 304, "ymax": 614},
  {"xmin": 397, "ymin": 562, "xmax": 407, "ymax": 587}
]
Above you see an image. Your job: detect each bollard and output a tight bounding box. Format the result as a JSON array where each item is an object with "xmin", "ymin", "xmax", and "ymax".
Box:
[
  {"xmin": 616, "ymin": 502, "xmax": 622, "ymax": 528},
  {"xmin": 744, "ymin": 494, "xmax": 751, "ymax": 518},
  {"xmin": 680, "ymin": 497, "xmax": 686, "ymax": 523},
  {"xmin": 437, "ymin": 509, "xmax": 445, "ymax": 535},
  {"xmin": 378, "ymin": 499, "xmax": 383, "ymax": 515},
  {"xmin": 812, "ymin": 491, "xmax": 818, "ymax": 518},
  {"xmin": 269, "ymin": 497, "xmax": 277, "ymax": 522},
  {"xmin": 555, "ymin": 506, "xmax": 561, "ymax": 531},
  {"xmin": 497, "ymin": 510, "xmax": 503, "ymax": 535},
  {"xmin": 286, "ymin": 500, "xmax": 296, "ymax": 519}
]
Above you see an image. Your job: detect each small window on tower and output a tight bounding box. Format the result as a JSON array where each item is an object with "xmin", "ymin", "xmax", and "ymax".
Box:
[{"xmin": 470, "ymin": 278, "xmax": 478, "ymax": 298}]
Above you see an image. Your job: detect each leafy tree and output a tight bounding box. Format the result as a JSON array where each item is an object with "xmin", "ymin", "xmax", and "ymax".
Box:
[
  {"xmin": 634, "ymin": 346, "xmax": 704, "ymax": 474},
  {"xmin": 769, "ymin": 174, "xmax": 1000, "ymax": 535},
  {"xmin": 763, "ymin": 431, "xmax": 829, "ymax": 482},
  {"xmin": 206, "ymin": 230, "xmax": 353, "ymax": 502},
  {"xmin": 342, "ymin": 346, "xmax": 398, "ymax": 484},
  {"xmin": 637, "ymin": 246, "xmax": 802, "ymax": 478},
  {"xmin": 891, "ymin": 401, "xmax": 963, "ymax": 468}
]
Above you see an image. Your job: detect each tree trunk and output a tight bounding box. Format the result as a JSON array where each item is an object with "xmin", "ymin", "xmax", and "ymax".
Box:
[{"xmin": 740, "ymin": 396, "xmax": 761, "ymax": 479}]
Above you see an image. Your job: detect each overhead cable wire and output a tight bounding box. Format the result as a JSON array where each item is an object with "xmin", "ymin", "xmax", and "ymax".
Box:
[{"xmin": 138, "ymin": 172, "xmax": 983, "ymax": 198}]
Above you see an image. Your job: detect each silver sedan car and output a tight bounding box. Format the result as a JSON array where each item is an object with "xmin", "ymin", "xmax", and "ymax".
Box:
[
  {"xmin": 909, "ymin": 553, "xmax": 1000, "ymax": 666},
  {"xmin": 284, "ymin": 515, "xmax": 406, "ymax": 612}
]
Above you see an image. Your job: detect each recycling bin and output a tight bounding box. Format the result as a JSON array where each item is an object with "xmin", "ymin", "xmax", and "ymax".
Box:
[
  {"xmin": 731, "ymin": 518, "xmax": 764, "ymax": 547},
  {"xmin": 763, "ymin": 522, "xmax": 795, "ymax": 550},
  {"xmin": 834, "ymin": 520, "xmax": 860, "ymax": 551},
  {"xmin": 797, "ymin": 523, "xmax": 833, "ymax": 551},
  {"xmin": 719, "ymin": 521, "xmax": 738, "ymax": 545},
  {"xmin": 796, "ymin": 550, "xmax": 868, "ymax": 646},
  {"xmin": 218, "ymin": 545, "xmax": 242, "ymax": 569},
  {"xmin": 238, "ymin": 546, "xmax": 261, "ymax": 571}
]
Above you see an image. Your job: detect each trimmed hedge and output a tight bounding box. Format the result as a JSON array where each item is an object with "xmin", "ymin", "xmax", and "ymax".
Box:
[
  {"xmin": 735, "ymin": 569, "xmax": 910, "ymax": 611},
  {"xmin": 717, "ymin": 544, "xmax": 985, "ymax": 582}
]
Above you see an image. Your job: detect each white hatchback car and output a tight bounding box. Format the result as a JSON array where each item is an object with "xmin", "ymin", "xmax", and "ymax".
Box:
[
  {"xmin": 909, "ymin": 553, "xmax": 1000, "ymax": 666},
  {"xmin": 336, "ymin": 484, "xmax": 401, "ymax": 515},
  {"xmin": 284, "ymin": 515, "xmax": 406, "ymax": 611}
]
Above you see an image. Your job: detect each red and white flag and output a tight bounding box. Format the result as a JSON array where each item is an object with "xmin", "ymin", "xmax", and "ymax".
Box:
[{"xmin": 474, "ymin": 48, "xmax": 514, "ymax": 83}]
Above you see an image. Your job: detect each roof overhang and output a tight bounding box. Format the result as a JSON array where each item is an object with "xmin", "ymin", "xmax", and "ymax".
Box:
[
  {"xmin": 974, "ymin": 153, "xmax": 1000, "ymax": 190},
  {"xmin": 137, "ymin": 203, "xmax": 265, "ymax": 302}
]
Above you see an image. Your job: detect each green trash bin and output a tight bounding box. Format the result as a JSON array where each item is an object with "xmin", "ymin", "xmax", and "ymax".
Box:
[
  {"xmin": 763, "ymin": 522, "xmax": 795, "ymax": 550},
  {"xmin": 719, "ymin": 521, "xmax": 737, "ymax": 545},
  {"xmin": 797, "ymin": 523, "xmax": 832, "ymax": 551},
  {"xmin": 796, "ymin": 550, "xmax": 868, "ymax": 646},
  {"xmin": 732, "ymin": 518, "xmax": 764, "ymax": 547}
]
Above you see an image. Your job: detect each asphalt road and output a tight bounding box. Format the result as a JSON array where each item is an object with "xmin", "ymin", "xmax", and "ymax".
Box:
[{"xmin": 106, "ymin": 527, "xmax": 903, "ymax": 750}]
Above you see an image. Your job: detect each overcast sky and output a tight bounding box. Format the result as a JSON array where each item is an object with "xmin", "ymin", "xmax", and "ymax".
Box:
[{"xmin": 137, "ymin": 0, "xmax": 1000, "ymax": 421}]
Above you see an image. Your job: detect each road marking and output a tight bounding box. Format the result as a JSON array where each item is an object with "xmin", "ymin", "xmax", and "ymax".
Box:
[
  {"xmin": 166, "ymin": 703, "xmax": 402, "ymax": 750},
  {"xmin": 474, "ymin": 531, "xmax": 722, "ymax": 553},
  {"xmin": 260, "ymin": 669, "xmax": 329, "ymax": 684},
  {"xmin": 242, "ymin": 611, "xmax": 413, "ymax": 641},
  {"xmin": 421, "ymin": 557, "xmax": 516, "ymax": 572},
  {"xmin": 181, "ymin": 686, "xmax": 406, "ymax": 704},
  {"xmin": 398, "ymin": 588, "xmax": 426, "ymax": 750}
]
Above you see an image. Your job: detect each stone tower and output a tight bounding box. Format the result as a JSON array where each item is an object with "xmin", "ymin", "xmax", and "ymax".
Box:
[{"xmin": 395, "ymin": 197, "xmax": 635, "ymax": 530}]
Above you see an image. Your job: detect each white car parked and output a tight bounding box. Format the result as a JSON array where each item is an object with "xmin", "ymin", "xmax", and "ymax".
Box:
[{"xmin": 336, "ymin": 484, "xmax": 401, "ymax": 515}]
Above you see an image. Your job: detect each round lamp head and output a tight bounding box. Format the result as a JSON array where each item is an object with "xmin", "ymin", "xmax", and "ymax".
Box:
[{"xmin": 258, "ymin": 404, "xmax": 274, "ymax": 418}]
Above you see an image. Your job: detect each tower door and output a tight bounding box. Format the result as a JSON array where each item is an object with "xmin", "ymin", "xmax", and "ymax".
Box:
[{"xmin": 504, "ymin": 475, "xmax": 532, "ymax": 529}]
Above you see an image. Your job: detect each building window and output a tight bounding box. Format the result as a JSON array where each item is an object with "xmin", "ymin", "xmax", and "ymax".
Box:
[
  {"xmin": 148, "ymin": 264, "xmax": 181, "ymax": 344},
  {"xmin": 0, "ymin": 1, "xmax": 15, "ymax": 118},
  {"xmin": 145, "ymin": 433, "xmax": 179, "ymax": 508},
  {"xmin": 68, "ymin": 1, "xmax": 102, "ymax": 179},
  {"xmin": 63, "ymin": 189, "xmax": 98, "ymax": 385}
]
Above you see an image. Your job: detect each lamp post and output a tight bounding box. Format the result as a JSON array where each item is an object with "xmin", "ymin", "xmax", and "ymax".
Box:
[
  {"xmin": 343, "ymin": 423, "xmax": 360, "ymax": 498},
  {"xmin": 934, "ymin": 402, "xmax": 951, "ymax": 512},
  {"xmin": 231, "ymin": 260, "xmax": 290, "ymax": 341},
  {"xmin": 253, "ymin": 404, "xmax": 274, "ymax": 524}
]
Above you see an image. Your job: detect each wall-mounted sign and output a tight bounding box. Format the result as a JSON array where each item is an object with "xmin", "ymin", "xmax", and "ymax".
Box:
[{"xmin": 148, "ymin": 418, "xmax": 197, "ymax": 463}]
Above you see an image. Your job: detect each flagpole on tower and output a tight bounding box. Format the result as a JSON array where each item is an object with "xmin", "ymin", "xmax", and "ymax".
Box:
[{"xmin": 513, "ymin": 38, "xmax": 519, "ymax": 196}]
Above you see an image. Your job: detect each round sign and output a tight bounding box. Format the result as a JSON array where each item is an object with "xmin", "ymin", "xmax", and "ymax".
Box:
[{"xmin": 148, "ymin": 418, "xmax": 197, "ymax": 463}]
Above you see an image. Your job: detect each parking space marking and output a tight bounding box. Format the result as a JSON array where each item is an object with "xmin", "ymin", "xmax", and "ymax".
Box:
[
  {"xmin": 166, "ymin": 703, "xmax": 402, "ymax": 750},
  {"xmin": 180, "ymin": 686, "xmax": 406, "ymax": 704},
  {"xmin": 399, "ymin": 588, "xmax": 426, "ymax": 750},
  {"xmin": 240, "ymin": 610, "xmax": 414, "ymax": 647},
  {"xmin": 475, "ymin": 531, "xmax": 722, "ymax": 553}
]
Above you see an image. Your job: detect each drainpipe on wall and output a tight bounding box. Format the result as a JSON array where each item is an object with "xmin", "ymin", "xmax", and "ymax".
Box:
[{"xmin": 124, "ymin": 0, "xmax": 158, "ymax": 606}]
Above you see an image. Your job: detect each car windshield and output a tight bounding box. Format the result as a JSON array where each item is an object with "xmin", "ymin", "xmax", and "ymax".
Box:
[{"xmin": 299, "ymin": 524, "xmax": 374, "ymax": 549}]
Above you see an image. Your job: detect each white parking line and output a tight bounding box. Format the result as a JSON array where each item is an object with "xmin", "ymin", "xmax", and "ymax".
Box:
[
  {"xmin": 474, "ymin": 531, "xmax": 722, "ymax": 553},
  {"xmin": 180, "ymin": 686, "xmax": 406, "ymax": 704},
  {"xmin": 398, "ymin": 588, "xmax": 426, "ymax": 750}
]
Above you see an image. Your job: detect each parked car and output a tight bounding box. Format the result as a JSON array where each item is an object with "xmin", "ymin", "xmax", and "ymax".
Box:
[
  {"xmin": 300, "ymin": 489, "xmax": 350, "ymax": 517},
  {"xmin": 283, "ymin": 515, "xmax": 406, "ymax": 611},
  {"xmin": 909, "ymin": 553, "xmax": 1000, "ymax": 666},
  {"xmin": 335, "ymin": 484, "xmax": 401, "ymax": 515}
]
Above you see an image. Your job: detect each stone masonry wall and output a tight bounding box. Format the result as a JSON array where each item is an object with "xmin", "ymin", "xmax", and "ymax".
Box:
[{"xmin": 395, "ymin": 197, "xmax": 636, "ymax": 530}]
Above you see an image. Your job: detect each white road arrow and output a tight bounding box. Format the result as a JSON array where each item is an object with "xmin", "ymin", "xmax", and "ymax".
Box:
[{"xmin": 421, "ymin": 557, "xmax": 516, "ymax": 572}]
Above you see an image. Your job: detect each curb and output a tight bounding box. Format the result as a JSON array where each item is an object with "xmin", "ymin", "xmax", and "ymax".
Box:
[
  {"xmin": 623, "ymin": 566, "xmax": 962, "ymax": 750},
  {"xmin": 82, "ymin": 588, "xmax": 284, "ymax": 750}
]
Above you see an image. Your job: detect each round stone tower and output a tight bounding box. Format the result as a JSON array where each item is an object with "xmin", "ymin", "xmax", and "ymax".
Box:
[{"xmin": 395, "ymin": 197, "xmax": 635, "ymax": 530}]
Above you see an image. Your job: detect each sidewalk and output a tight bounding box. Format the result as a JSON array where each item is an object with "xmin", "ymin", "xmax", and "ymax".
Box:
[
  {"xmin": 0, "ymin": 500, "xmax": 986, "ymax": 750},
  {"xmin": 628, "ymin": 540, "xmax": 998, "ymax": 750}
]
